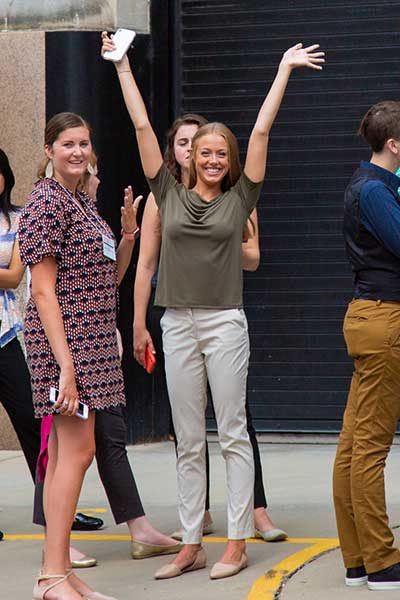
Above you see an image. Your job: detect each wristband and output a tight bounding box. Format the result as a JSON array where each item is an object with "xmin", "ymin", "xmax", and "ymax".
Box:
[{"xmin": 121, "ymin": 226, "xmax": 140, "ymax": 241}]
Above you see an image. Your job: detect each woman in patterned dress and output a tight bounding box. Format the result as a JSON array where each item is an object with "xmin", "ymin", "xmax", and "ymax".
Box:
[{"xmin": 19, "ymin": 113, "xmax": 123, "ymax": 600}]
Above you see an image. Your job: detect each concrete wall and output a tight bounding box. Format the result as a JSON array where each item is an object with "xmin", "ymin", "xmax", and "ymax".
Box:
[
  {"xmin": 0, "ymin": 31, "xmax": 45, "ymax": 449},
  {"xmin": 0, "ymin": 31, "xmax": 46, "ymax": 205},
  {"xmin": 0, "ymin": 1, "xmax": 149, "ymax": 32}
]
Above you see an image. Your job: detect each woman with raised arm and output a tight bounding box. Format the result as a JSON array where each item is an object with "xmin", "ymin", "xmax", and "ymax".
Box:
[
  {"xmin": 133, "ymin": 113, "xmax": 287, "ymax": 543},
  {"xmin": 102, "ymin": 32, "xmax": 324, "ymax": 580}
]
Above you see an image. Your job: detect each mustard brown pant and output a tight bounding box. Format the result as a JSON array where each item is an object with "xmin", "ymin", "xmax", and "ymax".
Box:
[{"xmin": 333, "ymin": 299, "xmax": 400, "ymax": 574}]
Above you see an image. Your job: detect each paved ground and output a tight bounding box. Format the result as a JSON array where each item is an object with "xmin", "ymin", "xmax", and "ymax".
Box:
[{"xmin": 2, "ymin": 436, "xmax": 400, "ymax": 599}]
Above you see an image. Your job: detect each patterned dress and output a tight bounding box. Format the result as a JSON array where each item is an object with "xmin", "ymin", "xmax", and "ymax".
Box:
[{"xmin": 18, "ymin": 177, "xmax": 125, "ymax": 417}]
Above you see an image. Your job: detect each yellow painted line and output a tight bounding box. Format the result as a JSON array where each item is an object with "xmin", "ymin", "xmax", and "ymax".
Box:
[
  {"xmin": 76, "ymin": 508, "xmax": 107, "ymax": 513},
  {"xmin": 3, "ymin": 534, "xmax": 338, "ymax": 545},
  {"xmin": 247, "ymin": 539, "xmax": 339, "ymax": 600},
  {"xmin": 2, "ymin": 534, "xmax": 333, "ymax": 544},
  {"xmin": 3, "ymin": 534, "xmax": 131, "ymax": 541}
]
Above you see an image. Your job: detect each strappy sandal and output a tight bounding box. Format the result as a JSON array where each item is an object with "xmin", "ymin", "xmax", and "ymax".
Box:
[
  {"xmin": 66, "ymin": 570, "xmax": 118, "ymax": 600},
  {"xmin": 32, "ymin": 572, "xmax": 72, "ymax": 600}
]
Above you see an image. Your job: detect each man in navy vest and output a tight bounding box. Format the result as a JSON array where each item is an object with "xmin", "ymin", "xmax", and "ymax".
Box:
[{"xmin": 333, "ymin": 101, "xmax": 400, "ymax": 591}]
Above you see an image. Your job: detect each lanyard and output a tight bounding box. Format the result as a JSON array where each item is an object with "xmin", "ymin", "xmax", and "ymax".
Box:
[
  {"xmin": 54, "ymin": 179, "xmax": 116, "ymax": 261},
  {"xmin": 56, "ymin": 180, "xmax": 110, "ymax": 237}
]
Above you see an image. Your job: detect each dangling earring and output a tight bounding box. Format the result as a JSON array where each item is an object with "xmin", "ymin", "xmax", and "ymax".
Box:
[
  {"xmin": 45, "ymin": 160, "xmax": 54, "ymax": 178},
  {"xmin": 87, "ymin": 163, "xmax": 95, "ymax": 175}
]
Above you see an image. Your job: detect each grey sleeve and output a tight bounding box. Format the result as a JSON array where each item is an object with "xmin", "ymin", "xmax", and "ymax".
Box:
[
  {"xmin": 146, "ymin": 164, "xmax": 177, "ymax": 208},
  {"xmin": 233, "ymin": 171, "xmax": 263, "ymax": 214}
]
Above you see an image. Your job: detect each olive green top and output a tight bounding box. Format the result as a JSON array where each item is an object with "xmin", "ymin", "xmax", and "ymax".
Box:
[{"xmin": 147, "ymin": 164, "xmax": 263, "ymax": 308}]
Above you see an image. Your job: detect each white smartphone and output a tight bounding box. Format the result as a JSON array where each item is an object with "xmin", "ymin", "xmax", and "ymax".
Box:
[
  {"xmin": 49, "ymin": 386, "xmax": 89, "ymax": 420},
  {"xmin": 103, "ymin": 28, "xmax": 136, "ymax": 62}
]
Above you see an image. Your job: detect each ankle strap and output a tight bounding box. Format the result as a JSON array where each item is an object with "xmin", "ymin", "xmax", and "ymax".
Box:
[{"xmin": 38, "ymin": 571, "xmax": 71, "ymax": 584}]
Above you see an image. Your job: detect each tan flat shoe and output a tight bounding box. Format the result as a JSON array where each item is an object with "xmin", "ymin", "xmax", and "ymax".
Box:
[
  {"xmin": 170, "ymin": 523, "xmax": 215, "ymax": 541},
  {"xmin": 210, "ymin": 553, "xmax": 248, "ymax": 580},
  {"xmin": 131, "ymin": 540, "xmax": 182, "ymax": 559},
  {"xmin": 42, "ymin": 549, "xmax": 97, "ymax": 569},
  {"xmin": 71, "ymin": 554, "xmax": 97, "ymax": 568},
  {"xmin": 254, "ymin": 527, "xmax": 288, "ymax": 542},
  {"xmin": 154, "ymin": 548, "xmax": 207, "ymax": 580},
  {"xmin": 85, "ymin": 593, "xmax": 118, "ymax": 600},
  {"xmin": 33, "ymin": 572, "xmax": 71, "ymax": 600}
]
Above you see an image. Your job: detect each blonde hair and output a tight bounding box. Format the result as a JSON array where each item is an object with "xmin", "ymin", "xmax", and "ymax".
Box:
[{"xmin": 188, "ymin": 122, "xmax": 241, "ymax": 192}]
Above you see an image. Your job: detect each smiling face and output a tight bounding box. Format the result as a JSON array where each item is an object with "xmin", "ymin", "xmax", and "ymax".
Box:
[
  {"xmin": 193, "ymin": 133, "xmax": 230, "ymax": 189},
  {"xmin": 174, "ymin": 123, "xmax": 199, "ymax": 172},
  {"xmin": 45, "ymin": 126, "xmax": 92, "ymax": 191}
]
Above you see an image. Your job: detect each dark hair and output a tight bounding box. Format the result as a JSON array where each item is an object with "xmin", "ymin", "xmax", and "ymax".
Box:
[
  {"xmin": 164, "ymin": 113, "xmax": 208, "ymax": 182},
  {"xmin": 188, "ymin": 122, "xmax": 241, "ymax": 192},
  {"xmin": 0, "ymin": 148, "xmax": 17, "ymax": 230},
  {"xmin": 358, "ymin": 101, "xmax": 400, "ymax": 152},
  {"xmin": 38, "ymin": 112, "xmax": 92, "ymax": 178}
]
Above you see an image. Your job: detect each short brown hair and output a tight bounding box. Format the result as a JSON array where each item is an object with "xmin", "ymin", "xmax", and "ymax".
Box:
[
  {"xmin": 164, "ymin": 113, "xmax": 208, "ymax": 182},
  {"xmin": 358, "ymin": 101, "xmax": 400, "ymax": 152},
  {"xmin": 38, "ymin": 112, "xmax": 92, "ymax": 178},
  {"xmin": 188, "ymin": 122, "xmax": 241, "ymax": 191}
]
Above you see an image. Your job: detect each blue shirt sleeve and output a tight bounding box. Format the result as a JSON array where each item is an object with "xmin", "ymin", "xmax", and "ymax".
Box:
[{"xmin": 360, "ymin": 180, "xmax": 400, "ymax": 258}]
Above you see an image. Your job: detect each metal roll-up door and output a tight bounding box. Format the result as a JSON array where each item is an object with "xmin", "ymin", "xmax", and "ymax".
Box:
[{"xmin": 171, "ymin": 0, "xmax": 400, "ymax": 432}]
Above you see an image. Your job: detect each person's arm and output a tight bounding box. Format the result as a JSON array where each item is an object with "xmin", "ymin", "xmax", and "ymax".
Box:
[
  {"xmin": 30, "ymin": 257, "xmax": 78, "ymax": 416},
  {"xmin": 0, "ymin": 239, "xmax": 25, "ymax": 288},
  {"xmin": 133, "ymin": 192, "xmax": 161, "ymax": 367},
  {"xmin": 116, "ymin": 186, "xmax": 142, "ymax": 286},
  {"xmin": 242, "ymin": 209, "xmax": 260, "ymax": 271},
  {"xmin": 101, "ymin": 32, "xmax": 163, "ymax": 179},
  {"xmin": 244, "ymin": 43, "xmax": 324, "ymax": 183},
  {"xmin": 360, "ymin": 181, "xmax": 400, "ymax": 258}
]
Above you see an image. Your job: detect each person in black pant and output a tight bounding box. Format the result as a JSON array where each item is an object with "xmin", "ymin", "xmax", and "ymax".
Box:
[
  {"xmin": 133, "ymin": 114, "xmax": 288, "ymax": 542},
  {"xmin": 32, "ymin": 158, "xmax": 179, "ymax": 563}
]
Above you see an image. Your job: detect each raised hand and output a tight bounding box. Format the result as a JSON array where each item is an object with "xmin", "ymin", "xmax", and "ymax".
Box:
[
  {"xmin": 121, "ymin": 186, "xmax": 143, "ymax": 234},
  {"xmin": 101, "ymin": 31, "xmax": 115, "ymax": 58},
  {"xmin": 281, "ymin": 42, "xmax": 325, "ymax": 71}
]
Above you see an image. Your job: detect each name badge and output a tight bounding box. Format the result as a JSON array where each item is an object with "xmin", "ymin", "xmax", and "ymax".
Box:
[{"xmin": 102, "ymin": 234, "xmax": 116, "ymax": 261}]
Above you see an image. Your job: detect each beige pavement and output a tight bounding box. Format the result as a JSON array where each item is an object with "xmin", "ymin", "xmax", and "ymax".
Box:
[{"xmin": 1, "ymin": 437, "xmax": 400, "ymax": 599}]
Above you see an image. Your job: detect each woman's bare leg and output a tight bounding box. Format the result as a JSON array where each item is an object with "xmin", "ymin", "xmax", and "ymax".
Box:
[{"xmin": 40, "ymin": 412, "xmax": 95, "ymax": 599}]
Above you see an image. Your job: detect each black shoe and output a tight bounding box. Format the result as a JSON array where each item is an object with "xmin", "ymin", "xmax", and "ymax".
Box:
[
  {"xmin": 345, "ymin": 565, "xmax": 367, "ymax": 586},
  {"xmin": 368, "ymin": 562, "xmax": 400, "ymax": 590},
  {"xmin": 71, "ymin": 512, "xmax": 104, "ymax": 531},
  {"xmin": 0, "ymin": 530, "xmax": 3, "ymax": 541}
]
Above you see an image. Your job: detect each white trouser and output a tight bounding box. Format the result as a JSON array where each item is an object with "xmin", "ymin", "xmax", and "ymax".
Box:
[{"xmin": 161, "ymin": 307, "xmax": 255, "ymax": 544}]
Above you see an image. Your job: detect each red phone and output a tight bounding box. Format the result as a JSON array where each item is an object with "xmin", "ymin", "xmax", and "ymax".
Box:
[{"xmin": 145, "ymin": 346, "xmax": 156, "ymax": 374}]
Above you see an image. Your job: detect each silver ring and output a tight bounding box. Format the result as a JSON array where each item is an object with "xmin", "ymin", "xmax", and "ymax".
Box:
[{"xmin": 63, "ymin": 401, "xmax": 69, "ymax": 407}]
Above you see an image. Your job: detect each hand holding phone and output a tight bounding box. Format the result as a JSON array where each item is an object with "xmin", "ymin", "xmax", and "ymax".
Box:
[
  {"xmin": 145, "ymin": 345, "xmax": 156, "ymax": 374},
  {"xmin": 103, "ymin": 29, "xmax": 136, "ymax": 62},
  {"xmin": 49, "ymin": 387, "xmax": 89, "ymax": 420}
]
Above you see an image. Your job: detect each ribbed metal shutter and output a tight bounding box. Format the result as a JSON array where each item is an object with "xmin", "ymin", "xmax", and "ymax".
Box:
[{"xmin": 172, "ymin": 0, "xmax": 400, "ymax": 431}]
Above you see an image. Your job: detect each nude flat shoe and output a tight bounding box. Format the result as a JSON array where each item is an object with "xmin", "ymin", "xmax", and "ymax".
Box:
[
  {"xmin": 65, "ymin": 569, "xmax": 117, "ymax": 599},
  {"xmin": 254, "ymin": 527, "xmax": 288, "ymax": 542},
  {"xmin": 131, "ymin": 540, "xmax": 182, "ymax": 559},
  {"xmin": 170, "ymin": 523, "xmax": 215, "ymax": 541},
  {"xmin": 42, "ymin": 549, "xmax": 97, "ymax": 569},
  {"xmin": 154, "ymin": 547, "xmax": 207, "ymax": 579},
  {"xmin": 210, "ymin": 553, "xmax": 248, "ymax": 580},
  {"xmin": 85, "ymin": 593, "xmax": 118, "ymax": 600},
  {"xmin": 71, "ymin": 554, "xmax": 97, "ymax": 568},
  {"xmin": 32, "ymin": 572, "xmax": 71, "ymax": 600}
]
